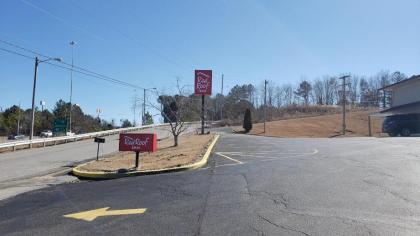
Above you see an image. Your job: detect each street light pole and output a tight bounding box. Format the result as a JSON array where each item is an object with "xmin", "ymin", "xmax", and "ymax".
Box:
[
  {"xmin": 17, "ymin": 101, "xmax": 21, "ymax": 135},
  {"xmin": 69, "ymin": 41, "xmax": 75, "ymax": 132},
  {"xmin": 220, "ymin": 74, "xmax": 224, "ymax": 120}
]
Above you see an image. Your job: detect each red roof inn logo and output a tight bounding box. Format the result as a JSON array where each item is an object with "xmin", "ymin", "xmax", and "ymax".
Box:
[
  {"xmin": 194, "ymin": 70, "xmax": 212, "ymax": 95},
  {"xmin": 119, "ymin": 133, "xmax": 157, "ymax": 152}
]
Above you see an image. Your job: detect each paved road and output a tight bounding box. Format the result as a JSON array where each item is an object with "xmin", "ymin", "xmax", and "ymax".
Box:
[
  {"xmin": 0, "ymin": 125, "xmax": 198, "ymax": 200},
  {"xmin": 1, "ymin": 134, "xmax": 420, "ymax": 235}
]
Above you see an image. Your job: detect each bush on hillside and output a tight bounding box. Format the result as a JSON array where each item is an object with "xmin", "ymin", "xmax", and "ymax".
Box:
[{"xmin": 243, "ymin": 108, "xmax": 252, "ymax": 133}]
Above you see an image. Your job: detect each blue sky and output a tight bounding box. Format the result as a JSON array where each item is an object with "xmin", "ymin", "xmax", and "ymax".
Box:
[{"xmin": 1, "ymin": 0, "xmax": 419, "ymax": 123}]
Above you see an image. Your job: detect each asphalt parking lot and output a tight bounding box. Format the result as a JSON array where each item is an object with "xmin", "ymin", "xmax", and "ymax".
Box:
[{"xmin": 1, "ymin": 134, "xmax": 420, "ymax": 235}]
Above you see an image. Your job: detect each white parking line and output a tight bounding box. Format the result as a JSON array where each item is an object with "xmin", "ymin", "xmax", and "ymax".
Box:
[{"xmin": 215, "ymin": 152, "xmax": 244, "ymax": 164}]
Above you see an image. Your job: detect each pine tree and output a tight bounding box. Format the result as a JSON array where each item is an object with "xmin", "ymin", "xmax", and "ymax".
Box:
[{"xmin": 243, "ymin": 108, "xmax": 252, "ymax": 133}]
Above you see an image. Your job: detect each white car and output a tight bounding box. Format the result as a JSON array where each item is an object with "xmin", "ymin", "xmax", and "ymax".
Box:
[
  {"xmin": 40, "ymin": 130, "xmax": 53, "ymax": 138},
  {"xmin": 66, "ymin": 131, "xmax": 75, "ymax": 136}
]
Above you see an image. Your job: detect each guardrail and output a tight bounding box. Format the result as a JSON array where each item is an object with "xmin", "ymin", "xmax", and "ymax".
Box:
[{"xmin": 0, "ymin": 123, "xmax": 170, "ymax": 152}]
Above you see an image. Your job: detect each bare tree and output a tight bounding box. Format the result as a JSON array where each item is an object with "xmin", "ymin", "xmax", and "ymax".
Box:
[
  {"xmin": 323, "ymin": 76, "xmax": 338, "ymax": 105},
  {"xmin": 274, "ymin": 85, "xmax": 283, "ymax": 108},
  {"xmin": 391, "ymin": 71, "xmax": 407, "ymax": 83},
  {"xmin": 313, "ymin": 79, "xmax": 324, "ymax": 105},
  {"xmin": 148, "ymin": 83, "xmax": 194, "ymax": 147},
  {"xmin": 348, "ymin": 76, "xmax": 359, "ymax": 107},
  {"xmin": 282, "ymin": 84, "xmax": 293, "ymax": 106}
]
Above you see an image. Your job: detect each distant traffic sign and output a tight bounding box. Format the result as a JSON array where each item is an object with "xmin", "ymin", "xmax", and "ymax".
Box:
[{"xmin": 53, "ymin": 119, "xmax": 67, "ymax": 135}]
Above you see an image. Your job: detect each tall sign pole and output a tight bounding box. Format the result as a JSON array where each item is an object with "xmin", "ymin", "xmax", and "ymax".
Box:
[
  {"xmin": 201, "ymin": 95, "xmax": 205, "ymax": 134},
  {"xmin": 195, "ymin": 70, "xmax": 212, "ymax": 135}
]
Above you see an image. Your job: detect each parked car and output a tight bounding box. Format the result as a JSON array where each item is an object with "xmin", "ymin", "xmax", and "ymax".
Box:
[
  {"xmin": 40, "ymin": 130, "xmax": 53, "ymax": 138},
  {"xmin": 382, "ymin": 113, "xmax": 420, "ymax": 137},
  {"xmin": 66, "ymin": 131, "xmax": 75, "ymax": 136},
  {"xmin": 7, "ymin": 134, "xmax": 25, "ymax": 140}
]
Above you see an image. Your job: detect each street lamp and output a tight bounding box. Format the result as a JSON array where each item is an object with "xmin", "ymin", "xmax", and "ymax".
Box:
[
  {"xmin": 40, "ymin": 100, "xmax": 46, "ymax": 112},
  {"xmin": 69, "ymin": 41, "xmax": 76, "ymax": 133},
  {"xmin": 30, "ymin": 57, "xmax": 62, "ymax": 140},
  {"xmin": 142, "ymin": 87, "xmax": 157, "ymax": 126}
]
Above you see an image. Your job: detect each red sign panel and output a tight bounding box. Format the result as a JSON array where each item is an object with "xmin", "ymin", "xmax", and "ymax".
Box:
[
  {"xmin": 195, "ymin": 70, "xmax": 212, "ymax": 95},
  {"xmin": 119, "ymin": 133, "xmax": 157, "ymax": 152}
]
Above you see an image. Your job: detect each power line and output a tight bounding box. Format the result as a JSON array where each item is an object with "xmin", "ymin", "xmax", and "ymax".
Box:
[
  {"xmin": 0, "ymin": 47, "xmax": 35, "ymax": 60},
  {"xmin": 0, "ymin": 38, "xmax": 49, "ymax": 59},
  {"xmin": 0, "ymin": 39, "xmax": 152, "ymax": 91}
]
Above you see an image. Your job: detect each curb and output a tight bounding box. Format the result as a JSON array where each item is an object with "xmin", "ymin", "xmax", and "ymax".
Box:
[{"xmin": 72, "ymin": 134, "xmax": 220, "ymax": 179}]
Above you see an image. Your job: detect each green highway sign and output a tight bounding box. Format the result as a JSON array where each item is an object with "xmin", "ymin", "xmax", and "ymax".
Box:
[{"xmin": 53, "ymin": 119, "xmax": 67, "ymax": 135}]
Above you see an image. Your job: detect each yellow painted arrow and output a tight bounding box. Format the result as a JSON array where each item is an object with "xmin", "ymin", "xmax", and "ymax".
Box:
[{"xmin": 63, "ymin": 207, "xmax": 147, "ymax": 221}]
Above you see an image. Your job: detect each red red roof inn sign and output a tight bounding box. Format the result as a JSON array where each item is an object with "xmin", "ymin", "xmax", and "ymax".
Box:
[
  {"xmin": 195, "ymin": 70, "xmax": 212, "ymax": 95},
  {"xmin": 119, "ymin": 133, "xmax": 157, "ymax": 152},
  {"xmin": 119, "ymin": 133, "xmax": 157, "ymax": 168}
]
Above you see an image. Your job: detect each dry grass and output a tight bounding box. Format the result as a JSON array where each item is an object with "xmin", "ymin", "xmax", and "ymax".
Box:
[
  {"xmin": 236, "ymin": 110, "xmax": 383, "ymax": 138},
  {"xmin": 79, "ymin": 134, "xmax": 215, "ymax": 172}
]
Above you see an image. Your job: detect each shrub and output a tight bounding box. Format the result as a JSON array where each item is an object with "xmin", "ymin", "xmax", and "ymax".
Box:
[{"xmin": 243, "ymin": 108, "xmax": 252, "ymax": 133}]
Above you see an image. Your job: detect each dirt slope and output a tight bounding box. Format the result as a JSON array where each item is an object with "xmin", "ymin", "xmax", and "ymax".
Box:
[{"xmin": 244, "ymin": 110, "xmax": 383, "ymax": 138}]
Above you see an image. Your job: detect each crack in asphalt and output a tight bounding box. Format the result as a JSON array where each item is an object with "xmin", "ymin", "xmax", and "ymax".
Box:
[
  {"xmin": 363, "ymin": 179, "xmax": 417, "ymax": 206},
  {"xmin": 250, "ymin": 225, "xmax": 266, "ymax": 236},
  {"xmin": 257, "ymin": 214, "xmax": 310, "ymax": 236},
  {"xmin": 338, "ymin": 218, "xmax": 375, "ymax": 236},
  {"xmin": 242, "ymin": 190, "xmax": 289, "ymax": 209},
  {"xmin": 195, "ymin": 160, "xmax": 216, "ymax": 236},
  {"xmin": 239, "ymin": 173, "xmax": 251, "ymax": 196}
]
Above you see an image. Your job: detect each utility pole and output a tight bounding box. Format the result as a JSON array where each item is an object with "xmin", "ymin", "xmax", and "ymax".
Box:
[
  {"xmin": 220, "ymin": 74, "xmax": 224, "ymax": 121},
  {"xmin": 339, "ymin": 75, "xmax": 350, "ymax": 135},
  {"xmin": 30, "ymin": 57, "xmax": 39, "ymax": 140},
  {"xmin": 142, "ymin": 88, "xmax": 146, "ymax": 126},
  {"xmin": 30, "ymin": 57, "xmax": 61, "ymax": 140},
  {"xmin": 264, "ymin": 80, "xmax": 268, "ymax": 134},
  {"xmin": 133, "ymin": 93, "xmax": 137, "ymax": 126},
  {"xmin": 69, "ymin": 41, "xmax": 75, "ymax": 133}
]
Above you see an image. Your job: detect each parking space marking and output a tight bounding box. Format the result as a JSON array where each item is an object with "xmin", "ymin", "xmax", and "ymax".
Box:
[
  {"xmin": 212, "ymin": 149, "xmax": 319, "ymax": 168},
  {"xmin": 218, "ymin": 149, "xmax": 318, "ymax": 157},
  {"xmin": 215, "ymin": 152, "xmax": 244, "ymax": 164}
]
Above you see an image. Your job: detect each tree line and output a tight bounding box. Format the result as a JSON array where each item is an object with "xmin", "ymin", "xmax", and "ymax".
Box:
[
  {"xmin": 159, "ymin": 70, "xmax": 408, "ymax": 124},
  {"xmin": 1, "ymin": 69, "xmax": 408, "ymax": 136},
  {"xmin": 0, "ymin": 99, "xmax": 128, "ymax": 136}
]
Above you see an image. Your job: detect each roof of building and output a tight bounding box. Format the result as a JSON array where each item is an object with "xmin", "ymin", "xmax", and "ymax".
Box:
[
  {"xmin": 380, "ymin": 100, "xmax": 420, "ymax": 114},
  {"xmin": 379, "ymin": 75, "xmax": 420, "ymax": 91}
]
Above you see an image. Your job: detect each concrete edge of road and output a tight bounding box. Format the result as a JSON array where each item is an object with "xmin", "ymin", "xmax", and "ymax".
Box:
[{"xmin": 71, "ymin": 134, "xmax": 220, "ymax": 179}]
